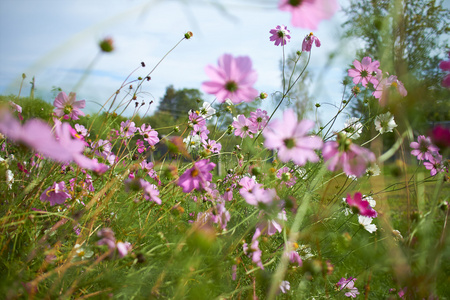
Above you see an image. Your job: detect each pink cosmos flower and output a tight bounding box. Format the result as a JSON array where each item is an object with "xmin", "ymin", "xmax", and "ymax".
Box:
[
  {"xmin": 243, "ymin": 228, "xmax": 264, "ymax": 269},
  {"xmin": 136, "ymin": 139, "xmax": 146, "ymax": 153},
  {"xmin": 138, "ymin": 124, "xmax": 159, "ymax": 146},
  {"xmin": 97, "ymin": 228, "xmax": 116, "ymax": 251},
  {"xmin": 40, "ymin": 181, "xmax": 72, "ymax": 206},
  {"xmin": 439, "ymin": 51, "xmax": 450, "ymax": 88},
  {"xmin": 269, "ymin": 25, "xmax": 291, "ymax": 46},
  {"xmin": 257, "ymin": 210, "xmax": 287, "ymax": 236},
  {"xmin": 232, "ymin": 115, "xmax": 258, "ymax": 138},
  {"xmin": 210, "ymin": 201, "xmax": 231, "ymax": 230},
  {"xmin": 53, "ymin": 91, "xmax": 85, "ymax": 120},
  {"xmin": 117, "ymin": 242, "xmax": 132, "ymax": 258},
  {"xmin": 178, "ymin": 159, "xmax": 216, "ymax": 193},
  {"xmin": 263, "ymin": 109, "xmax": 323, "ymax": 166},
  {"xmin": 278, "ymin": 0, "xmax": 339, "ymax": 30},
  {"xmin": 346, "ymin": 192, "xmax": 377, "ymax": 218},
  {"xmin": 202, "ymin": 54, "xmax": 258, "ymax": 104},
  {"xmin": 348, "ymin": 57, "xmax": 381, "ymax": 88},
  {"xmin": 423, "ymin": 154, "xmax": 445, "ymax": 176},
  {"xmin": 202, "ymin": 139, "xmax": 222, "ymax": 154},
  {"xmin": 276, "ymin": 166, "xmax": 298, "ymax": 187},
  {"xmin": 336, "ymin": 277, "xmax": 360, "ymax": 298},
  {"xmin": 249, "ymin": 109, "xmax": 269, "ymax": 131},
  {"xmin": 302, "ymin": 32, "xmax": 321, "ymax": 52},
  {"xmin": 120, "ymin": 120, "xmax": 137, "ymax": 138},
  {"xmin": 410, "ymin": 135, "xmax": 440, "ymax": 161},
  {"xmin": 323, "ymin": 133, "xmax": 376, "ymax": 177},
  {"xmin": 140, "ymin": 179, "xmax": 162, "ymax": 204},
  {"xmin": 372, "ymin": 74, "xmax": 407, "ymax": 103}
]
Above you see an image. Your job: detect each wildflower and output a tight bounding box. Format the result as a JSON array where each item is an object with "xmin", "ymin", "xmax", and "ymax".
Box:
[
  {"xmin": 199, "ymin": 102, "xmax": 216, "ymax": 120},
  {"xmin": 302, "ymin": 32, "xmax": 321, "ymax": 52},
  {"xmin": 430, "ymin": 125, "xmax": 450, "ymax": 151},
  {"xmin": 232, "ymin": 115, "xmax": 258, "ymax": 138},
  {"xmin": 336, "ymin": 277, "xmax": 360, "ymax": 298},
  {"xmin": 346, "ymin": 192, "xmax": 377, "ymax": 218},
  {"xmin": 358, "ymin": 215, "xmax": 377, "ymax": 233},
  {"xmin": 140, "ymin": 180, "xmax": 162, "ymax": 204},
  {"xmin": 210, "ymin": 201, "xmax": 231, "ymax": 230},
  {"xmin": 73, "ymin": 244, "xmax": 94, "ymax": 260},
  {"xmin": 366, "ymin": 163, "xmax": 381, "ymax": 177},
  {"xmin": 243, "ymin": 228, "xmax": 264, "ymax": 269},
  {"xmin": 423, "ymin": 153, "xmax": 445, "ymax": 176},
  {"xmin": 178, "ymin": 159, "xmax": 216, "ymax": 193},
  {"xmin": 40, "ymin": 181, "xmax": 72, "ymax": 206},
  {"xmin": 136, "ymin": 139, "xmax": 146, "ymax": 153},
  {"xmin": 120, "ymin": 120, "xmax": 137, "ymax": 138},
  {"xmin": 263, "ymin": 109, "xmax": 323, "ymax": 166},
  {"xmin": 74, "ymin": 124, "xmax": 89, "ymax": 138},
  {"xmin": 249, "ymin": 108, "xmax": 269, "ymax": 131},
  {"xmin": 373, "ymin": 74, "xmax": 407, "ymax": 101},
  {"xmin": 183, "ymin": 134, "xmax": 202, "ymax": 152},
  {"xmin": 279, "ymin": 281, "xmax": 290, "ymax": 294},
  {"xmin": 138, "ymin": 124, "xmax": 159, "ymax": 146},
  {"xmin": 239, "ymin": 177, "xmax": 277, "ymax": 207},
  {"xmin": 202, "ymin": 54, "xmax": 258, "ymax": 104},
  {"xmin": 343, "ymin": 117, "xmax": 363, "ymax": 139},
  {"xmin": 269, "ymin": 25, "xmax": 291, "ymax": 46},
  {"xmin": 202, "ymin": 139, "xmax": 222, "ymax": 154},
  {"xmin": 276, "ymin": 166, "xmax": 297, "ymax": 187},
  {"xmin": 410, "ymin": 135, "xmax": 439, "ymax": 161},
  {"xmin": 374, "ymin": 112, "xmax": 397, "ymax": 134},
  {"xmin": 116, "ymin": 242, "xmax": 132, "ymax": 257},
  {"xmin": 348, "ymin": 57, "xmax": 381, "ymax": 87},
  {"xmin": 257, "ymin": 210, "xmax": 287, "ymax": 236},
  {"xmin": 323, "ymin": 133, "xmax": 376, "ymax": 177},
  {"xmin": 53, "ymin": 91, "xmax": 85, "ymax": 120},
  {"xmin": 278, "ymin": 0, "xmax": 339, "ymax": 30}
]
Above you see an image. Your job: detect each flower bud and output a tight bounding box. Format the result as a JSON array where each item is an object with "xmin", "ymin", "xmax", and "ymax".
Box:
[
  {"xmin": 260, "ymin": 92, "xmax": 268, "ymax": 99},
  {"xmin": 184, "ymin": 31, "xmax": 193, "ymax": 39},
  {"xmin": 99, "ymin": 37, "xmax": 114, "ymax": 53}
]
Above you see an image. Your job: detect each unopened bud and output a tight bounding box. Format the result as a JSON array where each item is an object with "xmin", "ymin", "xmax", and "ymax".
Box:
[
  {"xmin": 260, "ymin": 92, "xmax": 268, "ymax": 99},
  {"xmin": 315, "ymin": 103, "xmax": 321, "ymax": 108},
  {"xmin": 99, "ymin": 37, "xmax": 114, "ymax": 53},
  {"xmin": 184, "ymin": 31, "xmax": 193, "ymax": 39}
]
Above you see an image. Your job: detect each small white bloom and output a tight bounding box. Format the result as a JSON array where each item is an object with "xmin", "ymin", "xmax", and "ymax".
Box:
[
  {"xmin": 73, "ymin": 244, "xmax": 94, "ymax": 260},
  {"xmin": 6, "ymin": 170, "xmax": 14, "ymax": 189},
  {"xmin": 199, "ymin": 102, "xmax": 216, "ymax": 120},
  {"xmin": 225, "ymin": 99, "xmax": 234, "ymax": 106},
  {"xmin": 183, "ymin": 134, "xmax": 201, "ymax": 152},
  {"xmin": 366, "ymin": 164, "xmax": 381, "ymax": 177},
  {"xmin": 374, "ymin": 112, "xmax": 397, "ymax": 134},
  {"xmin": 358, "ymin": 215, "xmax": 377, "ymax": 233},
  {"xmin": 362, "ymin": 195, "xmax": 376, "ymax": 208},
  {"xmin": 343, "ymin": 117, "xmax": 363, "ymax": 139}
]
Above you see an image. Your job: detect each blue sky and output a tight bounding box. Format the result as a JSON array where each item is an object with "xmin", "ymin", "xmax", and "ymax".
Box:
[{"xmin": 0, "ymin": 0, "xmax": 363, "ymax": 128}]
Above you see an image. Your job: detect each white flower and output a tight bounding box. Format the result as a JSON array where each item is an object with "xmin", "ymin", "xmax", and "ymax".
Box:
[
  {"xmin": 279, "ymin": 281, "xmax": 290, "ymax": 293},
  {"xmin": 362, "ymin": 195, "xmax": 376, "ymax": 208},
  {"xmin": 225, "ymin": 99, "xmax": 234, "ymax": 106},
  {"xmin": 374, "ymin": 112, "xmax": 397, "ymax": 134},
  {"xmin": 73, "ymin": 244, "xmax": 94, "ymax": 260},
  {"xmin": 343, "ymin": 117, "xmax": 363, "ymax": 139},
  {"xmin": 366, "ymin": 164, "xmax": 381, "ymax": 177},
  {"xmin": 199, "ymin": 102, "xmax": 216, "ymax": 120},
  {"xmin": 358, "ymin": 215, "xmax": 377, "ymax": 233},
  {"xmin": 183, "ymin": 135, "xmax": 201, "ymax": 152},
  {"xmin": 6, "ymin": 170, "xmax": 14, "ymax": 189}
]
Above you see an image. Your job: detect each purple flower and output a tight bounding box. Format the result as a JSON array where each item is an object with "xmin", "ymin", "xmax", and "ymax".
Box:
[
  {"xmin": 348, "ymin": 57, "xmax": 381, "ymax": 88},
  {"xmin": 336, "ymin": 277, "xmax": 359, "ymax": 298},
  {"xmin": 243, "ymin": 228, "xmax": 264, "ymax": 269},
  {"xmin": 178, "ymin": 159, "xmax": 216, "ymax": 193},
  {"xmin": 302, "ymin": 32, "xmax": 321, "ymax": 52},
  {"xmin": 140, "ymin": 180, "xmax": 162, "ymax": 204},
  {"xmin": 269, "ymin": 25, "xmax": 291, "ymax": 46},
  {"xmin": 40, "ymin": 181, "xmax": 72, "ymax": 206},
  {"xmin": 278, "ymin": 0, "xmax": 339, "ymax": 30},
  {"xmin": 410, "ymin": 135, "xmax": 440, "ymax": 161},
  {"xmin": 346, "ymin": 192, "xmax": 377, "ymax": 218},
  {"xmin": 202, "ymin": 139, "xmax": 222, "ymax": 154},
  {"xmin": 323, "ymin": 133, "xmax": 376, "ymax": 177},
  {"xmin": 116, "ymin": 242, "xmax": 132, "ymax": 258},
  {"xmin": 279, "ymin": 281, "xmax": 290, "ymax": 294},
  {"xmin": 138, "ymin": 124, "xmax": 159, "ymax": 146},
  {"xmin": 74, "ymin": 124, "xmax": 89, "ymax": 138},
  {"xmin": 373, "ymin": 74, "xmax": 407, "ymax": 103},
  {"xmin": 202, "ymin": 54, "xmax": 258, "ymax": 104},
  {"xmin": 263, "ymin": 109, "xmax": 323, "ymax": 166},
  {"xmin": 232, "ymin": 115, "xmax": 258, "ymax": 138},
  {"xmin": 120, "ymin": 120, "xmax": 137, "ymax": 138},
  {"xmin": 423, "ymin": 154, "xmax": 445, "ymax": 176},
  {"xmin": 53, "ymin": 91, "xmax": 85, "ymax": 120},
  {"xmin": 97, "ymin": 228, "xmax": 116, "ymax": 251}
]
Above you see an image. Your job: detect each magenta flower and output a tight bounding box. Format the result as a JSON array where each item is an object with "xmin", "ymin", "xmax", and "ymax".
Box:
[
  {"xmin": 337, "ymin": 277, "xmax": 360, "ymax": 298},
  {"xmin": 74, "ymin": 124, "xmax": 89, "ymax": 138},
  {"xmin": 410, "ymin": 135, "xmax": 439, "ymax": 161},
  {"xmin": 97, "ymin": 228, "xmax": 116, "ymax": 251},
  {"xmin": 263, "ymin": 109, "xmax": 323, "ymax": 166},
  {"xmin": 302, "ymin": 32, "xmax": 321, "ymax": 52},
  {"xmin": 178, "ymin": 159, "xmax": 216, "ymax": 193},
  {"xmin": 40, "ymin": 181, "xmax": 72, "ymax": 206},
  {"xmin": 140, "ymin": 179, "xmax": 162, "ymax": 204},
  {"xmin": 269, "ymin": 25, "xmax": 291, "ymax": 46},
  {"xmin": 202, "ymin": 54, "xmax": 258, "ymax": 104},
  {"xmin": 53, "ymin": 91, "xmax": 85, "ymax": 120},
  {"xmin": 138, "ymin": 124, "xmax": 159, "ymax": 146},
  {"xmin": 202, "ymin": 139, "xmax": 222, "ymax": 154},
  {"xmin": 232, "ymin": 115, "xmax": 258, "ymax": 138},
  {"xmin": 136, "ymin": 139, "xmax": 146, "ymax": 153},
  {"xmin": 346, "ymin": 192, "xmax": 377, "ymax": 218},
  {"xmin": 348, "ymin": 57, "xmax": 381, "ymax": 88},
  {"xmin": 278, "ymin": 0, "xmax": 339, "ymax": 30},
  {"xmin": 239, "ymin": 176, "xmax": 277, "ymax": 207},
  {"xmin": 243, "ymin": 228, "xmax": 264, "ymax": 269},
  {"xmin": 323, "ymin": 133, "xmax": 376, "ymax": 177}
]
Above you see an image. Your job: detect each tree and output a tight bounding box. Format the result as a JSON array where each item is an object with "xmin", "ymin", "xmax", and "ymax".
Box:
[{"xmin": 156, "ymin": 85, "xmax": 203, "ymax": 122}]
